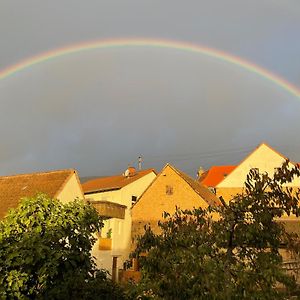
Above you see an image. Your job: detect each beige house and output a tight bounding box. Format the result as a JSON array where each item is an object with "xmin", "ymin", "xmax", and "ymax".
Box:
[
  {"xmin": 211, "ymin": 143, "xmax": 300, "ymax": 203},
  {"xmin": 132, "ymin": 164, "xmax": 220, "ymax": 238},
  {"xmin": 199, "ymin": 143, "xmax": 300, "ymax": 251},
  {"xmin": 0, "ymin": 169, "xmax": 84, "ymax": 219},
  {"xmin": 201, "ymin": 143, "xmax": 300, "ymax": 271},
  {"xmin": 82, "ymin": 167, "xmax": 156, "ymax": 279}
]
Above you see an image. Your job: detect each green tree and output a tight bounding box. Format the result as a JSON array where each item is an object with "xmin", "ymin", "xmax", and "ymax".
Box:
[
  {"xmin": 132, "ymin": 161, "xmax": 300, "ymax": 299},
  {"xmin": 0, "ymin": 194, "xmax": 126, "ymax": 299}
]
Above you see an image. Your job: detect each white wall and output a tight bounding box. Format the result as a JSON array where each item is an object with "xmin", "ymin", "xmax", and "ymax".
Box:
[
  {"xmin": 89, "ymin": 171, "xmax": 156, "ymax": 275},
  {"xmin": 56, "ymin": 172, "xmax": 84, "ymax": 203},
  {"xmin": 217, "ymin": 144, "xmax": 300, "ymax": 188}
]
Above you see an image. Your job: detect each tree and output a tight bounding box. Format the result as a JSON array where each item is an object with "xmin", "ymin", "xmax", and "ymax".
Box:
[
  {"xmin": 132, "ymin": 161, "xmax": 300, "ymax": 299},
  {"xmin": 0, "ymin": 194, "xmax": 126, "ymax": 299}
]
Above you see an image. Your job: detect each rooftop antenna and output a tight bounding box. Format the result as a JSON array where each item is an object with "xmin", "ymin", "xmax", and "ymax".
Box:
[
  {"xmin": 138, "ymin": 156, "xmax": 143, "ymax": 171},
  {"xmin": 197, "ymin": 167, "xmax": 205, "ymax": 179}
]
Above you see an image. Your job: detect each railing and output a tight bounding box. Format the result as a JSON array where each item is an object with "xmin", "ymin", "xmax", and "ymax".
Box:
[{"xmin": 87, "ymin": 199, "xmax": 127, "ymax": 219}]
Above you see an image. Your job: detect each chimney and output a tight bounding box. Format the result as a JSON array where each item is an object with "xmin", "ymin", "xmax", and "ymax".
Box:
[
  {"xmin": 197, "ymin": 167, "xmax": 205, "ymax": 179},
  {"xmin": 124, "ymin": 165, "xmax": 136, "ymax": 178}
]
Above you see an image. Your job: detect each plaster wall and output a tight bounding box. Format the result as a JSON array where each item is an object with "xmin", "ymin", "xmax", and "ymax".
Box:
[
  {"xmin": 56, "ymin": 173, "xmax": 84, "ymax": 203},
  {"xmin": 88, "ymin": 172, "xmax": 156, "ymax": 275},
  {"xmin": 132, "ymin": 165, "xmax": 209, "ymax": 236}
]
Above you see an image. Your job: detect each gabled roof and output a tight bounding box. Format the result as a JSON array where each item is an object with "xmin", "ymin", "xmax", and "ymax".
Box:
[
  {"xmin": 0, "ymin": 169, "xmax": 78, "ymax": 219},
  {"xmin": 168, "ymin": 164, "xmax": 221, "ymax": 206},
  {"xmin": 200, "ymin": 166, "xmax": 236, "ymax": 188},
  {"xmin": 242, "ymin": 142, "xmax": 288, "ymax": 163},
  {"xmin": 135, "ymin": 164, "xmax": 221, "ymax": 207},
  {"xmin": 215, "ymin": 142, "xmax": 296, "ymax": 188},
  {"xmin": 82, "ymin": 169, "xmax": 156, "ymax": 194}
]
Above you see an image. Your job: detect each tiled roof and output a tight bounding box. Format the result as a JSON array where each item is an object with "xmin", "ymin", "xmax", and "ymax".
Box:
[
  {"xmin": 168, "ymin": 164, "xmax": 221, "ymax": 206},
  {"xmin": 82, "ymin": 169, "xmax": 156, "ymax": 194},
  {"xmin": 0, "ymin": 169, "xmax": 76, "ymax": 219},
  {"xmin": 199, "ymin": 166, "xmax": 236, "ymax": 188}
]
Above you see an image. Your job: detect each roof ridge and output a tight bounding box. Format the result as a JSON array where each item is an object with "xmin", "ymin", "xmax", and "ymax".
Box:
[
  {"xmin": 83, "ymin": 168, "xmax": 156, "ymax": 183},
  {"xmin": 0, "ymin": 168, "xmax": 76, "ymax": 179},
  {"xmin": 165, "ymin": 163, "xmax": 207, "ymax": 191},
  {"xmin": 166, "ymin": 164, "xmax": 220, "ymax": 206},
  {"xmin": 210, "ymin": 165, "xmax": 237, "ymax": 168},
  {"xmin": 54, "ymin": 170, "xmax": 77, "ymax": 198},
  {"xmin": 166, "ymin": 163, "xmax": 195, "ymax": 182},
  {"xmin": 82, "ymin": 169, "xmax": 156, "ymax": 193},
  {"xmin": 215, "ymin": 143, "xmax": 294, "ymax": 188}
]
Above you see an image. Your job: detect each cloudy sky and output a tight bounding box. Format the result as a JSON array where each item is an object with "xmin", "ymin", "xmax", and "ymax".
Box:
[{"xmin": 1, "ymin": 0, "xmax": 300, "ymax": 177}]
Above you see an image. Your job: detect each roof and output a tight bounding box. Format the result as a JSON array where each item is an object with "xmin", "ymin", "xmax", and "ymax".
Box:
[
  {"xmin": 82, "ymin": 169, "xmax": 156, "ymax": 194},
  {"xmin": 200, "ymin": 166, "xmax": 236, "ymax": 188},
  {"xmin": 0, "ymin": 169, "xmax": 77, "ymax": 219},
  {"xmin": 215, "ymin": 142, "xmax": 298, "ymax": 188},
  {"xmin": 135, "ymin": 164, "xmax": 221, "ymax": 207},
  {"xmin": 168, "ymin": 164, "xmax": 221, "ymax": 206}
]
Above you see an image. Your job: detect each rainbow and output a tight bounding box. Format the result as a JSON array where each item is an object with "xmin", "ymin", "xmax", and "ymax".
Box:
[{"xmin": 0, "ymin": 37, "xmax": 299, "ymax": 98}]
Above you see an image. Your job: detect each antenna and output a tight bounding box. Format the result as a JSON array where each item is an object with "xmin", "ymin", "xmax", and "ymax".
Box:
[
  {"xmin": 197, "ymin": 167, "xmax": 205, "ymax": 179},
  {"xmin": 138, "ymin": 156, "xmax": 143, "ymax": 170}
]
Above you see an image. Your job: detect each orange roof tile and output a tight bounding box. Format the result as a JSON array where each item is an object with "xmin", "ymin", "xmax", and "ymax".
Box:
[
  {"xmin": 82, "ymin": 169, "xmax": 156, "ymax": 194},
  {"xmin": 200, "ymin": 166, "xmax": 236, "ymax": 188},
  {"xmin": 0, "ymin": 169, "xmax": 77, "ymax": 219}
]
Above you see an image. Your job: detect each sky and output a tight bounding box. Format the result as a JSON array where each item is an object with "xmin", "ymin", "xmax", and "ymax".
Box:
[{"xmin": 1, "ymin": 0, "xmax": 300, "ymax": 177}]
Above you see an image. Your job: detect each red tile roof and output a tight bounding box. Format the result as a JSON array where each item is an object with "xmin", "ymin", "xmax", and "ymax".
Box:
[
  {"xmin": 82, "ymin": 169, "xmax": 156, "ymax": 194},
  {"xmin": 0, "ymin": 169, "xmax": 77, "ymax": 219},
  {"xmin": 199, "ymin": 166, "xmax": 236, "ymax": 188}
]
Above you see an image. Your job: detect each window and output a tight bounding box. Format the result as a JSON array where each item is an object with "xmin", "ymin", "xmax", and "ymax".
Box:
[
  {"xmin": 166, "ymin": 185, "xmax": 173, "ymax": 195},
  {"xmin": 132, "ymin": 195, "xmax": 137, "ymax": 205}
]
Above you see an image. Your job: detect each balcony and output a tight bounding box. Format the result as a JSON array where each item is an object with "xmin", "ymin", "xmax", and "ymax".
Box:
[{"xmin": 87, "ymin": 199, "xmax": 126, "ymax": 219}]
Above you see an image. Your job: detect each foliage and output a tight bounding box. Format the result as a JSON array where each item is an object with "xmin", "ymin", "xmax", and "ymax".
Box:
[
  {"xmin": 106, "ymin": 228, "xmax": 113, "ymax": 238},
  {"xmin": 46, "ymin": 269, "xmax": 128, "ymax": 300},
  {"xmin": 0, "ymin": 194, "xmax": 127, "ymax": 299},
  {"xmin": 132, "ymin": 161, "xmax": 300, "ymax": 299}
]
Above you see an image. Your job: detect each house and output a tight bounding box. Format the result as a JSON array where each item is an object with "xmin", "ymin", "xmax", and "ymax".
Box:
[
  {"xmin": 199, "ymin": 143, "xmax": 300, "ymax": 258},
  {"xmin": 210, "ymin": 143, "xmax": 300, "ymax": 203},
  {"xmin": 199, "ymin": 165, "xmax": 236, "ymax": 193},
  {"xmin": 131, "ymin": 163, "xmax": 221, "ymax": 239},
  {"xmin": 200, "ymin": 143, "xmax": 300, "ymax": 270},
  {"xmin": 0, "ymin": 169, "xmax": 84, "ymax": 219},
  {"xmin": 82, "ymin": 167, "xmax": 156, "ymax": 280}
]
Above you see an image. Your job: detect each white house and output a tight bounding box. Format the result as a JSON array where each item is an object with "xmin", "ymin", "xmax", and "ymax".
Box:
[
  {"xmin": 82, "ymin": 167, "xmax": 156, "ymax": 280},
  {"xmin": 215, "ymin": 143, "xmax": 300, "ymax": 204}
]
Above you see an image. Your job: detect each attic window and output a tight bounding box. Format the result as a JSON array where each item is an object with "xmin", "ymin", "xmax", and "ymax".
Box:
[
  {"xmin": 166, "ymin": 185, "xmax": 173, "ymax": 195},
  {"xmin": 132, "ymin": 195, "xmax": 137, "ymax": 205}
]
